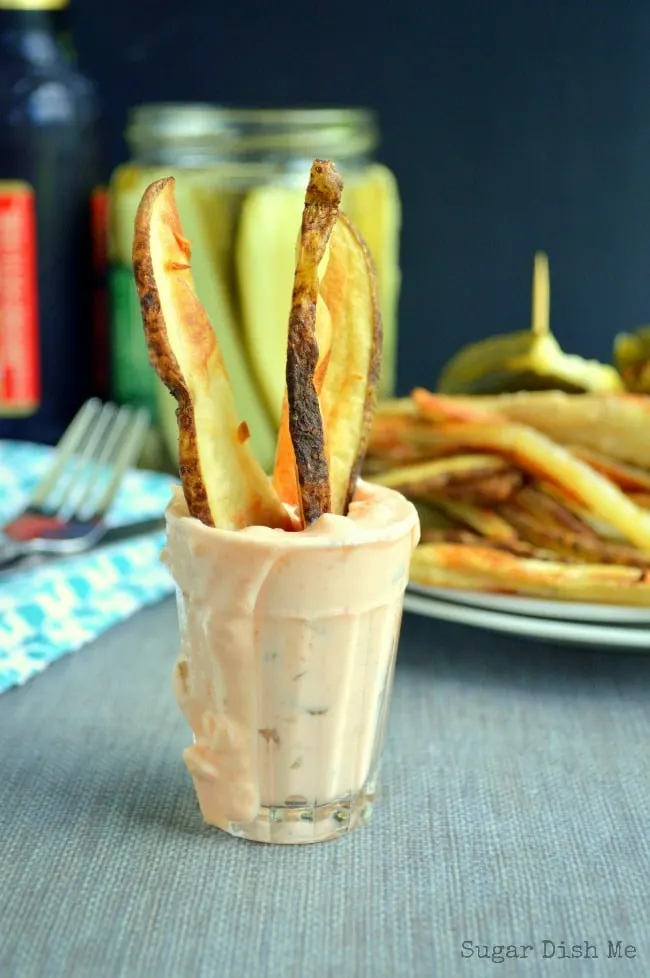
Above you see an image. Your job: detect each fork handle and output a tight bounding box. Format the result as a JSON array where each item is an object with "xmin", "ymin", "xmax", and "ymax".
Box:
[{"xmin": 0, "ymin": 533, "xmax": 26, "ymax": 570}]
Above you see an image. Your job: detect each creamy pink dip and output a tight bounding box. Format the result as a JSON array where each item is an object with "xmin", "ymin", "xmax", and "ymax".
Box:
[{"xmin": 163, "ymin": 479, "xmax": 419, "ymax": 842}]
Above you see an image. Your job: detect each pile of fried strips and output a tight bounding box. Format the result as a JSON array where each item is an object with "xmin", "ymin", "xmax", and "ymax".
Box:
[{"xmin": 364, "ymin": 389, "xmax": 650, "ymax": 606}]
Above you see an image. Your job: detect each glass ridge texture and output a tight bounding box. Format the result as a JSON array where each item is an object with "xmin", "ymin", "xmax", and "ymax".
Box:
[{"xmin": 164, "ymin": 482, "xmax": 420, "ymax": 844}]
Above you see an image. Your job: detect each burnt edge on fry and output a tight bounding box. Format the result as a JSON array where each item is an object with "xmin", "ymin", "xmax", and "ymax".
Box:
[
  {"xmin": 286, "ymin": 161, "xmax": 343, "ymax": 525},
  {"xmin": 132, "ymin": 177, "xmax": 215, "ymax": 527},
  {"xmin": 338, "ymin": 213, "xmax": 383, "ymax": 515},
  {"xmin": 286, "ymin": 305, "xmax": 331, "ymax": 524}
]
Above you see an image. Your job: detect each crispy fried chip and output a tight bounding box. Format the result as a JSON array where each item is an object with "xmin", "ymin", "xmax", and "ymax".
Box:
[
  {"xmin": 437, "ymin": 469, "xmax": 524, "ymax": 504},
  {"xmin": 370, "ymin": 454, "xmax": 509, "ymax": 491},
  {"xmin": 319, "ymin": 212, "xmax": 382, "ymax": 514},
  {"xmin": 411, "ymin": 390, "xmax": 505, "ymax": 424},
  {"xmin": 132, "ymin": 177, "xmax": 291, "ymax": 531},
  {"xmin": 499, "ymin": 503, "xmax": 650, "ymax": 568},
  {"xmin": 411, "ymin": 544, "xmax": 650, "ymax": 605},
  {"xmin": 569, "ymin": 446, "xmax": 650, "ymax": 492},
  {"xmin": 403, "ymin": 417, "xmax": 650, "ymax": 550},
  {"xmin": 420, "ymin": 528, "xmax": 567, "ymax": 562},
  {"xmin": 413, "ymin": 389, "xmax": 650, "ymax": 467},
  {"xmin": 280, "ymin": 160, "xmax": 342, "ymax": 526},
  {"xmin": 427, "ymin": 499, "xmax": 518, "ymax": 543},
  {"xmin": 533, "ymin": 479, "xmax": 624, "ymax": 540},
  {"xmin": 509, "ymin": 485, "xmax": 599, "ymax": 539},
  {"xmin": 375, "ymin": 397, "xmax": 416, "ymax": 417},
  {"xmin": 365, "ymin": 387, "xmax": 650, "ymax": 602},
  {"xmin": 273, "ymin": 295, "xmax": 333, "ymax": 512}
]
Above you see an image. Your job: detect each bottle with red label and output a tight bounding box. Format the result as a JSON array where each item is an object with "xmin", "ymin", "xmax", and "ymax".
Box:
[{"xmin": 0, "ymin": 0, "xmax": 105, "ymax": 444}]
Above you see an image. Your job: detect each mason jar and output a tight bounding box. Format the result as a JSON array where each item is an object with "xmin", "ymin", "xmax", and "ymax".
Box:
[{"xmin": 108, "ymin": 104, "xmax": 402, "ymax": 472}]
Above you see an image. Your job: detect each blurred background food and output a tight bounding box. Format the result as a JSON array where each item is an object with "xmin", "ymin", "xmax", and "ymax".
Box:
[
  {"xmin": 364, "ymin": 390, "xmax": 650, "ymax": 605},
  {"xmin": 614, "ymin": 327, "xmax": 650, "ymax": 393},
  {"xmin": 3, "ymin": 0, "xmax": 650, "ymax": 474}
]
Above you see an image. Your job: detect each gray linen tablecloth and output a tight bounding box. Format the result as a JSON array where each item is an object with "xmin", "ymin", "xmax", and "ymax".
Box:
[{"xmin": 1, "ymin": 598, "xmax": 648, "ymax": 978}]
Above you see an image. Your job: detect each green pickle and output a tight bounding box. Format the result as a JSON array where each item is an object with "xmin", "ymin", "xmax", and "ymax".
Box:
[
  {"xmin": 108, "ymin": 107, "xmax": 401, "ymax": 472},
  {"xmin": 614, "ymin": 327, "xmax": 650, "ymax": 393},
  {"xmin": 437, "ymin": 252, "xmax": 623, "ymax": 396}
]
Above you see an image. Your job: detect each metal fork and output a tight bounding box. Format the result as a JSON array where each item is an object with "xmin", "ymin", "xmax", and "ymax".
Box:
[{"xmin": 0, "ymin": 399, "xmax": 150, "ymax": 568}]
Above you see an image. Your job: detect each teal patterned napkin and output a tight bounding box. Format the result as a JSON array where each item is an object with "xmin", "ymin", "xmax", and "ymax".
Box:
[{"xmin": 0, "ymin": 441, "xmax": 177, "ymax": 694}]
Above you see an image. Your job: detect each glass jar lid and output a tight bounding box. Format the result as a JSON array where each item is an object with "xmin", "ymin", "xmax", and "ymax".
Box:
[{"xmin": 125, "ymin": 104, "xmax": 379, "ymax": 164}]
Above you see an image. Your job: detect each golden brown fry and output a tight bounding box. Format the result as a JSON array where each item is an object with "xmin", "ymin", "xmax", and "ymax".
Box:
[
  {"xmin": 369, "ymin": 413, "xmax": 417, "ymax": 437},
  {"xmin": 363, "ymin": 453, "xmax": 419, "ymax": 475},
  {"xmin": 438, "ymin": 469, "xmax": 524, "ymax": 504},
  {"xmin": 367, "ymin": 387, "xmax": 650, "ymax": 599},
  {"xmin": 370, "ymin": 453, "xmax": 509, "ymax": 491},
  {"xmin": 570, "ymin": 445, "xmax": 650, "ymax": 492},
  {"xmin": 534, "ymin": 480, "xmax": 624, "ymax": 541},
  {"xmin": 413, "ymin": 389, "xmax": 650, "ymax": 468},
  {"xmin": 499, "ymin": 503, "xmax": 650, "ymax": 568},
  {"xmin": 281, "ymin": 160, "xmax": 342, "ymax": 526},
  {"xmin": 412, "ymin": 389, "xmax": 505, "ymax": 424},
  {"xmin": 420, "ymin": 528, "xmax": 568, "ymax": 562},
  {"xmin": 375, "ymin": 397, "xmax": 416, "ymax": 417},
  {"xmin": 132, "ymin": 177, "xmax": 292, "ymax": 531},
  {"xmin": 364, "ymin": 441, "xmax": 433, "ymax": 471},
  {"xmin": 509, "ymin": 486, "xmax": 650, "ymax": 564},
  {"xmin": 402, "ymin": 417, "xmax": 650, "ymax": 550},
  {"xmin": 410, "ymin": 544, "xmax": 650, "ymax": 605},
  {"xmin": 273, "ymin": 296, "xmax": 333, "ymax": 512},
  {"xmin": 319, "ymin": 211, "xmax": 382, "ymax": 514},
  {"xmin": 366, "ymin": 436, "xmax": 433, "ymax": 469},
  {"xmin": 511, "ymin": 485, "xmax": 599, "ymax": 539},
  {"xmin": 428, "ymin": 499, "xmax": 518, "ymax": 543},
  {"xmin": 367, "ymin": 412, "xmax": 449, "ymax": 462}
]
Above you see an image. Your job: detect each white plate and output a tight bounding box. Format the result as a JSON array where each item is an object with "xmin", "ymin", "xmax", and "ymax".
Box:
[
  {"xmin": 407, "ymin": 583, "xmax": 650, "ymax": 624},
  {"xmin": 403, "ymin": 591, "xmax": 650, "ymax": 650}
]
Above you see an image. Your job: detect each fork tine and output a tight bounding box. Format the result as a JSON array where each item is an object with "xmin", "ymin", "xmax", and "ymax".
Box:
[
  {"xmin": 47, "ymin": 401, "xmax": 115, "ymax": 516},
  {"xmin": 71, "ymin": 404, "xmax": 133, "ymax": 518},
  {"xmin": 89, "ymin": 408, "xmax": 151, "ymax": 518},
  {"xmin": 30, "ymin": 399, "xmax": 102, "ymax": 509},
  {"xmin": 56, "ymin": 402, "xmax": 120, "ymax": 520}
]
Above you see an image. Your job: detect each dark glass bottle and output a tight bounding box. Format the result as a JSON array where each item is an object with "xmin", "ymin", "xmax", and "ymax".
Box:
[{"xmin": 0, "ymin": 0, "xmax": 104, "ymax": 444}]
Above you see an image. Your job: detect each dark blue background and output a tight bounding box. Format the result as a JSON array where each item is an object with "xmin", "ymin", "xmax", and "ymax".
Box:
[{"xmin": 70, "ymin": 0, "xmax": 650, "ymax": 393}]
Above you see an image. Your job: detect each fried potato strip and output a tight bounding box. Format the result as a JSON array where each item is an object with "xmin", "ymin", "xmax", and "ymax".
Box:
[
  {"xmin": 133, "ymin": 177, "xmax": 291, "ymax": 531},
  {"xmin": 411, "ymin": 544, "xmax": 650, "ymax": 605},
  {"xmin": 278, "ymin": 160, "xmax": 342, "ymax": 526},
  {"xmin": 407, "ymin": 415, "xmax": 650, "ymax": 550}
]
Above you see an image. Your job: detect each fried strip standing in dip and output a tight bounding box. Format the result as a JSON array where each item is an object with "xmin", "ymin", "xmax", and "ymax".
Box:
[
  {"xmin": 318, "ymin": 212, "xmax": 382, "ymax": 515},
  {"xmin": 273, "ymin": 296, "xmax": 333, "ymax": 511},
  {"xmin": 133, "ymin": 177, "xmax": 292, "ymax": 530},
  {"xmin": 276, "ymin": 223, "xmax": 379, "ymax": 516},
  {"xmin": 282, "ymin": 161, "xmax": 342, "ymax": 526}
]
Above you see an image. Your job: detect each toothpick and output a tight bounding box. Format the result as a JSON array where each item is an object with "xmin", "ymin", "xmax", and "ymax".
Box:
[{"xmin": 531, "ymin": 251, "xmax": 550, "ymax": 336}]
